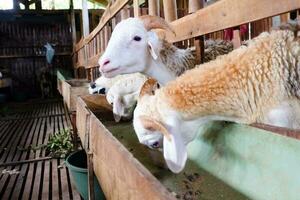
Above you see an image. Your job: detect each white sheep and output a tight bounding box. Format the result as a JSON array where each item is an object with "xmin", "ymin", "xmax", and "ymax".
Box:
[
  {"xmin": 98, "ymin": 16, "xmax": 195, "ymax": 85},
  {"xmin": 133, "ymin": 26, "xmax": 300, "ymax": 173},
  {"xmin": 105, "ymin": 73, "xmax": 148, "ymax": 122}
]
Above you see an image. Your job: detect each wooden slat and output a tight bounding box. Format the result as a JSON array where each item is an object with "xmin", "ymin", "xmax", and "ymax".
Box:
[
  {"xmin": 87, "ymin": 52, "xmax": 102, "ymax": 68},
  {"xmin": 121, "ymin": 5, "xmax": 130, "ymax": 20},
  {"xmin": 163, "ymin": 0, "xmax": 300, "ymax": 42},
  {"xmin": 75, "ymin": 0, "xmax": 131, "ymax": 51},
  {"xmin": 148, "ymin": 0, "xmax": 159, "ymax": 16},
  {"xmin": 89, "ymin": 113, "xmax": 174, "ymax": 200},
  {"xmin": 1, "ymin": 100, "xmax": 80, "ymax": 199},
  {"xmin": 163, "ymin": 0, "xmax": 178, "ymax": 22},
  {"xmin": 133, "ymin": 0, "xmax": 140, "ymax": 17}
]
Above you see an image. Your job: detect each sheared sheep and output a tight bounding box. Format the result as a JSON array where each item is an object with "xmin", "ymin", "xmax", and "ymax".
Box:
[
  {"xmin": 133, "ymin": 25, "xmax": 300, "ymax": 173},
  {"xmin": 106, "ymin": 73, "xmax": 147, "ymax": 122}
]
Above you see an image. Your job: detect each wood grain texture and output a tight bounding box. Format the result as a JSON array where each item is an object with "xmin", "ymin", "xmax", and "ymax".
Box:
[
  {"xmin": 75, "ymin": 0, "xmax": 131, "ymax": 51},
  {"xmin": 89, "ymin": 114, "xmax": 175, "ymax": 200},
  {"xmin": 62, "ymin": 79, "xmax": 90, "ymax": 112},
  {"xmin": 163, "ymin": 0, "xmax": 300, "ymax": 42}
]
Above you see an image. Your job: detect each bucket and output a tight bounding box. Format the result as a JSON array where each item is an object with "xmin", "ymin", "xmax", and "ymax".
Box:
[{"xmin": 65, "ymin": 150, "xmax": 105, "ymax": 200}]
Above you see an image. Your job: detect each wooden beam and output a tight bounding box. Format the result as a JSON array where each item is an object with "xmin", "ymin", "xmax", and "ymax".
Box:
[
  {"xmin": 163, "ymin": 0, "xmax": 300, "ymax": 43},
  {"xmin": 162, "ymin": 0, "xmax": 177, "ymax": 22}
]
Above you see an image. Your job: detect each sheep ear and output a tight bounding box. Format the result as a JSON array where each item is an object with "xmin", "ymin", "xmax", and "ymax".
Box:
[
  {"xmin": 113, "ymin": 96, "xmax": 124, "ymax": 122},
  {"xmin": 139, "ymin": 79, "xmax": 159, "ymax": 98},
  {"xmin": 147, "ymin": 41, "xmax": 158, "ymax": 60},
  {"xmin": 163, "ymin": 128, "xmax": 187, "ymax": 173},
  {"xmin": 139, "ymin": 116, "xmax": 187, "ymax": 173}
]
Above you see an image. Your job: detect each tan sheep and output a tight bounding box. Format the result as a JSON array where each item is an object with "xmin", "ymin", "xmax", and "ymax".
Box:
[{"xmin": 133, "ymin": 25, "xmax": 300, "ymax": 173}]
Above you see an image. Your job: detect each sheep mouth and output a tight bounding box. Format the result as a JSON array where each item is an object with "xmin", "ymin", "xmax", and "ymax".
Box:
[{"xmin": 101, "ymin": 67, "xmax": 120, "ymax": 77}]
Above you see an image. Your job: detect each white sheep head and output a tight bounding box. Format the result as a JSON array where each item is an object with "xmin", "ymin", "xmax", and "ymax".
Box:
[
  {"xmin": 106, "ymin": 91, "xmax": 138, "ymax": 122},
  {"xmin": 133, "ymin": 79, "xmax": 199, "ymax": 173},
  {"xmin": 98, "ymin": 16, "xmax": 174, "ymax": 78}
]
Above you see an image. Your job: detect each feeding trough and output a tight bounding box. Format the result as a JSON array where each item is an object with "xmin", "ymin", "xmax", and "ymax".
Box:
[
  {"xmin": 57, "ymin": 69, "xmax": 73, "ymax": 95},
  {"xmin": 76, "ymin": 95, "xmax": 253, "ymax": 200},
  {"xmin": 62, "ymin": 79, "xmax": 90, "ymax": 112}
]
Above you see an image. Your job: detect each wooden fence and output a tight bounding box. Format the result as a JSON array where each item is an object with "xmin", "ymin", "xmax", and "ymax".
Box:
[
  {"xmin": 73, "ymin": 0, "xmax": 299, "ymax": 82},
  {"xmin": 0, "ymin": 18, "xmax": 72, "ymax": 96}
]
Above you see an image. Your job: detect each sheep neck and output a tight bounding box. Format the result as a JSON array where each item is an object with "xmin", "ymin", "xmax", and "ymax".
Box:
[{"xmin": 144, "ymin": 59, "xmax": 176, "ymax": 85}]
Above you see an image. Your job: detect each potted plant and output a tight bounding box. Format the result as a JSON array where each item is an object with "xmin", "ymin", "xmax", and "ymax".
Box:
[{"xmin": 47, "ymin": 129, "xmax": 105, "ymax": 200}]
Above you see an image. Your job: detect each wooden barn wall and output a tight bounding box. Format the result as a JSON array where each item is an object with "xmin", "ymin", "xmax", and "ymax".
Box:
[{"xmin": 0, "ymin": 20, "xmax": 72, "ymax": 97}]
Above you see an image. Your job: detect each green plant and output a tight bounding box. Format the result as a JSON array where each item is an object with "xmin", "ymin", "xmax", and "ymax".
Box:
[{"xmin": 46, "ymin": 128, "xmax": 73, "ymax": 158}]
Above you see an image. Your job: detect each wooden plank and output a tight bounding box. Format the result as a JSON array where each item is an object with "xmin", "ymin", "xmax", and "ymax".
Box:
[
  {"xmin": 10, "ymin": 118, "xmax": 39, "ymax": 199},
  {"xmin": 82, "ymin": 0, "xmax": 90, "ymax": 37},
  {"xmin": 20, "ymin": 118, "xmax": 43, "ymax": 200},
  {"xmin": 76, "ymin": 97, "xmax": 91, "ymax": 149},
  {"xmin": 0, "ymin": 119, "xmax": 32, "ymax": 198},
  {"xmin": 41, "ymin": 116, "xmax": 52, "ymax": 199},
  {"xmin": 89, "ymin": 114, "xmax": 174, "ymax": 200},
  {"xmin": 30, "ymin": 116, "xmax": 46, "ymax": 200},
  {"xmin": 121, "ymin": 5, "xmax": 130, "ymax": 20},
  {"xmin": 188, "ymin": 0, "xmax": 203, "ymax": 13},
  {"xmin": 75, "ymin": 0, "xmax": 131, "ymax": 51},
  {"xmin": 162, "ymin": 0, "xmax": 300, "ymax": 42},
  {"xmin": 148, "ymin": 0, "xmax": 159, "ymax": 16},
  {"xmin": 87, "ymin": 52, "xmax": 102, "ymax": 68},
  {"xmin": 133, "ymin": 0, "xmax": 140, "ymax": 17},
  {"xmin": 62, "ymin": 79, "xmax": 90, "ymax": 112}
]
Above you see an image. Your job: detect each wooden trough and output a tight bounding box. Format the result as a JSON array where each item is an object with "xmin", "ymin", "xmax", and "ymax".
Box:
[
  {"xmin": 76, "ymin": 95, "xmax": 250, "ymax": 200},
  {"xmin": 62, "ymin": 79, "xmax": 90, "ymax": 112},
  {"xmin": 57, "ymin": 69, "xmax": 73, "ymax": 95},
  {"xmin": 75, "ymin": 95, "xmax": 300, "ymax": 200}
]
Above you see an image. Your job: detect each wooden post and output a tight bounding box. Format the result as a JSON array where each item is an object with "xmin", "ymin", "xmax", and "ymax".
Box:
[
  {"xmin": 188, "ymin": 0, "xmax": 202, "ymax": 13},
  {"xmin": 87, "ymin": 151, "xmax": 95, "ymax": 200},
  {"xmin": 149, "ymin": 0, "xmax": 159, "ymax": 16},
  {"xmin": 70, "ymin": 112, "xmax": 78, "ymax": 150},
  {"xmin": 82, "ymin": 0, "xmax": 90, "ymax": 37},
  {"xmin": 70, "ymin": 0, "xmax": 78, "ymax": 77},
  {"xmin": 82, "ymin": 0, "xmax": 90, "ymax": 71},
  {"xmin": 232, "ymin": 30, "xmax": 241, "ymax": 49},
  {"xmin": 191, "ymin": 0, "xmax": 204, "ymax": 64},
  {"xmin": 162, "ymin": 0, "xmax": 177, "ymax": 22},
  {"xmin": 133, "ymin": 0, "xmax": 140, "ymax": 17}
]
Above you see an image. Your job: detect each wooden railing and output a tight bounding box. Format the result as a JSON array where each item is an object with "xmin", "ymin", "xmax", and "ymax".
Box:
[{"xmin": 73, "ymin": 0, "xmax": 300, "ymax": 81}]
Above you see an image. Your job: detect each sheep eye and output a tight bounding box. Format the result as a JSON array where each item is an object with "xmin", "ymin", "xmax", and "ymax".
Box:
[{"xmin": 133, "ymin": 36, "xmax": 141, "ymax": 41}]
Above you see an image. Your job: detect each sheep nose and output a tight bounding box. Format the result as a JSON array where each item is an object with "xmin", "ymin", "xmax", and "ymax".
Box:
[
  {"xmin": 102, "ymin": 59, "xmax": 110, "ymax": 66},
  {"xmin": 90, "ymin": 82, "xmax": 96, "ymax": 89}
]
